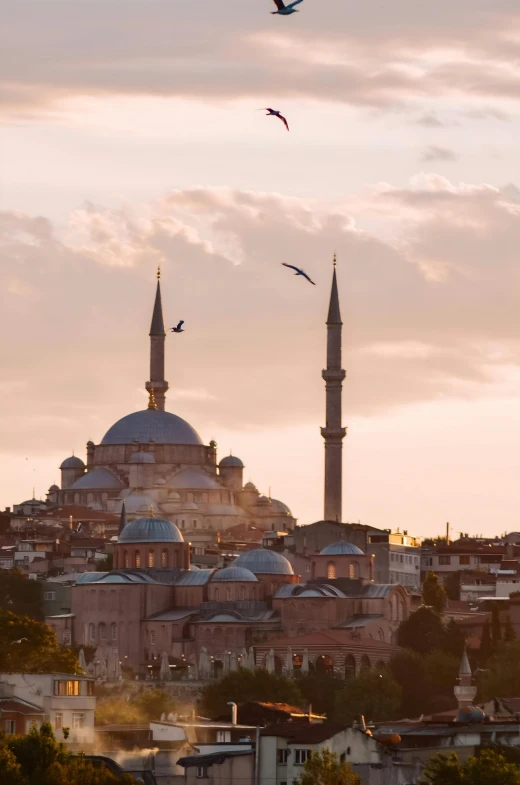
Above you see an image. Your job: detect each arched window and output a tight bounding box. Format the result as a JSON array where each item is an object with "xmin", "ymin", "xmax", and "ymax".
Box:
[
  {"xmin": 226, "ymin": 586, "xmax": 232, "ymax": 601},
  {"xmin": 134, "ymin": 550, "xmax": 141, "ymax": 568},
  {"xmin": 360, "ymin": 654, "xmax": 370, "ymax": 671},
  {"xmin": 111, "ymin": 623, "xmax": 117, "ymax": 641},
  {"xmin": 214, "ymin": 588, "xmax": 219, "ymax": 601},
  {"xmin": 240, "ymin": 586, "xmax": 245, "ymax": 601},
  {"xmin": 99, "ymin": 623, "xmax": 107, "ymax": 641},
  {"xmin": 161, "ymin": 549, "xmax": 168, "ymax": 568},
  {"xmin": 344, "ymin": 655, "xmax": 356, "ymax": 679},
  {"xmin": 150, "ymin": 630, "xmax": 156, "ymax": 645},
  {"xmin": 398, "ymin": 599, "xmax": 405, "ymax": 621},
  {"xmin": 148, "ymin": 550, "xmax": 155, "ymax": 568},
  {"xmin": 327, "ymin": 561, "xmax": 336, "ymax": 579},
  {"xmin": 62, "ymin": 629, "xmax": 71, "ymax": 646},
  {"xmin": 391, "ymin": 595, "xmax": 398, "ymax": 621},
  {"xmin": 89, "ymin": 623, "xmax": 95, "ymax": 642},
  {"xmin": 124, "ymin": 550, "xmax": 129, "ymax": 568},
  {"xmin": 349, "ymin": 562, "xmax": 360, "ymax": 579},
  {"xmin": 377, "ymin": 628, "xmax": 385, "ymax": 641}
]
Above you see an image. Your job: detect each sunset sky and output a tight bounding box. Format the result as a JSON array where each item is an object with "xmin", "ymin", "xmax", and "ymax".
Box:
[{"xmin": 2, "ymin": 0, "xmax": 520, "ymax": 537}]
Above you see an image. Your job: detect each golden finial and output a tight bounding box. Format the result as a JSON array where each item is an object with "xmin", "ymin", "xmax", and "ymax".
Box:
[
  {"xmin": 149, "ymin": 504, "xmax": 155, "ymax": 517},
  {"xmin": 157, "ymin": 265, "xmax": 161, "ymax": 280},
  {"xmin": 333, "ymin": 253, "xmax": 337, "ymax": 267},
  {"xmin": 148, "ymin": 388, "xmax": 158, "ymax": 410}
]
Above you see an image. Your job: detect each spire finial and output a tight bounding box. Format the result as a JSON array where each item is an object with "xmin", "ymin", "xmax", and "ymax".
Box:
[
  {"xmin": 150, "ymin": 504, "xmax": 155, "ymax": 516},
  {"xmin": 333, "ymin": 253, "xmax": 337, "ymax": 267},
  {"xmin": 148, "ymin": 388, "xmax": 158, "ymax": 410},
  {"xmin": 157, "ymin": 265, "xmax": 161, "ymax": 280}
]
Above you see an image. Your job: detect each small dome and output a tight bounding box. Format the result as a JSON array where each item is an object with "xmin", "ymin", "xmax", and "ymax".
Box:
[
  {"xmin": 168, "ymin": 491, "xmax": 181, "ymax": 500},
  {"xmin": 181, "ymin": 502, "xmax": 198, "ymax": 511},
  {"xmin": 118, "ymin": 516, "xmax": 184, "ymax": 544},
  {"xmin": 320, "ymin": 542, "xmax": 364, "ymax": 556},
  {"xmin": 244, "ymin": 482, "xmax": 257, "ymax": 490},
  {"xmin": 48, "ymin": 484, "xmax": 60, "ymax": 492},
  {"xmin": 219, "ymin": 455, "xmax": 244, "ymax": 469},
  {"xmin": 129, "ymin": 451, "xmax": 155, "ymax": 464},
  {"xmin": 257, "ymin": 495, "xmax": 270, "ymax": 504},
  {"xmin": 212, "ymin": 566, "xmax": 258, "ymax": 583},
  {"xmin": 70, "ymin": 468, "xmax": 123, "ymax": 490},
  {"xmin": 233, "ymin": 549, "xmax": 294, "ymax": 576},
  {"xmin": 60, "ymin": 455, "xmax": 85, "ymax": 470},
  {"xmin": 101, "ymin": 409, "xmax": 203, "ymax": 446},
  {"xmin": 270, "ymin": 498, "xmax": 292, "ymax": 516}
]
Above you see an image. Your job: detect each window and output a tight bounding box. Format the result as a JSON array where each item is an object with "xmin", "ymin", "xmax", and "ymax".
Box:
[
  {"xmin": 53, "ymin": 680, "xmax": 80, "ymax": 696},
  {"xmin": 4, "ymin": 720, "xmax": 15, "ymax": 734},
  {"xmin": 226, "ymin": 586, "xmax": 232, "ymax": 601},
  {"xmin": 99, "ymin": 623, "xmax": 107, "ymax": 641},
  {"xmin": 124, "ymin": 550, "xmax": 129, "ymax": 568},
  {"xmin": 135, "ymin": 551, "xmax": 141, "ymax": 568},
  {"xmin": 278, "ymin": 749, "xmax": 290, "ymax": 764},
  {"xmin": 196, "ymin": 767, "xmax": 209, "ymax": 778},
  {"xmin": 62, "ymin": 629, "xmax": 71, "ymax": 646},
  {"xmin": 240, "ymin": 586, "xmax": 245, "ymax": 601},
  {"xmin": 89, "ymin": 623, "xmax": 95, "ymax": 642},
  {"xmin": 111, "ymin": 623, "xmax": 117, "ymax": 641},
  {"xmin": 44, "ymin": 591, "xmax": 56, "ymax": 601},
  {"xmin": 214, "ymin": 588, "xmax": 219, "ymax": 601},
  {"xmin": 459, "ymin": 555, "xmax": 470, "ymax": 565},
  {"xmin": 294, "ymin": 750, "xmax": 311, "ymax": 765},
  {"xmin": 217, "ymin": 730, "xmax": 231, "ymax": 742},
  {"xmin": 86, "ymin": 681, "xmax": 95, "ymax": 696},
  {"xmin": 161, "ymin": 549, "xmax": 168, "ymax": 568},
  {"xmin": 148, "ymin": 550, "xmax": 155, "ymax": 568},
  {"xmin": 54, "ymin": 714, "xmax": 63, "ymax": 731},
  {"xmin": 150, "ymin": 630, "xmax": 156, "ymax": 645},
  {"xmin": 72, "ymin": 713, "xmax": 85, "ymax": 730},
  {"xmin": 327, "ymin": 561, "xmax": 336, "ymax": 579},
  {"xmin": 439, "ymin": 555, "xmax": 451, "ymax": 565}
]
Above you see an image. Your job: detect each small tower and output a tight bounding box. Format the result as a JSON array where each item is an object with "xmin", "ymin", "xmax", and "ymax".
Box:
[
  {"xmin": 454, "ymin": 648, "xmax": 477, "ymax": 709},
  {"xmin": 119, "ymin": 502, "xmax": 127, "ymax": 537},
  {"xmin": 321, "ymin": 256, "xmax": 347, "ymax": 522},
  {"xmin": 60, "ymin": 454, "xmax": 86, "ymax": 489},
  {"xmin": 145, "ymin": 267, "xmax": 169, "ymax": 411},
  {"xmin": 219, "ymin": 453, "xmax": 245, "ymax": 491}
]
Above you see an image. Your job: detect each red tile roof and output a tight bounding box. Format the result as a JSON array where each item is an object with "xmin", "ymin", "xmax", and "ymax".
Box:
[
  {"xmin": 0, "ymin": 699, "xmax": 44, "ymax": 715},
  {"xmin": 256, "ymin": 630, "xmax": 397, "ymax": 651}
]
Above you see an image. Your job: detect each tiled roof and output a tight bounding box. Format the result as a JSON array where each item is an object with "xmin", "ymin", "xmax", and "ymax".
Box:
[
  {"xmin": 255, "ymin": 630, "xmax": 396, "ymax": 650},
  {"xmin": 0, "ymin": 698, "xmax": 44, "ymax": 715}
]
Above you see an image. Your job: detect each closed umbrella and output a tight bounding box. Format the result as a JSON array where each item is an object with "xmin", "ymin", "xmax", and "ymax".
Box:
[
  {"xmin": 78, "ymin": 648, "xmax": 88, "ymax": 673},
  {"xmin": 286, "ymin": 647, "xmax": 294, "ymax": 677},
  {"xmin": 301, "ymin": 649, "xmax": 309, "ymax": 676},
  {"xmin": 160, "ymin": 651, "xmax": 171, "ymax": 681}
]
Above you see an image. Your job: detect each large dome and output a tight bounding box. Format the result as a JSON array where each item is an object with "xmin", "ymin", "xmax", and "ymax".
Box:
[
  {"xmin": 233, "ymin": 549, "xmax": 294, "ymax": 576},
  {"xmin": 119, "ymin": 516, "xmax": 184, "ymax": 544},
  {"xmin": 320, "ymin": 542, "xmax": 364, "ymax": 556},
  {"xmin": 101, "ymin": 409, "xmax": 203, "ymax": 446}
]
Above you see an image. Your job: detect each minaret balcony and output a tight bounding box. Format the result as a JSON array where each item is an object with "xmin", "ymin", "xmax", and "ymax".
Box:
[
  {"xmin": 320, "ymin": 427, "xmax": 347, "ymax": 441},
  {"xmin": 322, "ymin": 369, "xmax": 346, "ymax": 383}
]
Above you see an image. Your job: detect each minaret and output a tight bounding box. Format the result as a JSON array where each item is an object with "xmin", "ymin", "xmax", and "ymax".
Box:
[
  {"xmin": 145, "ymin": 267, "xmax": 169, "ymax": 411},
  {"xmin": 454, "ymin": 648, "xmax": 477, "ymax": 709},
  {"xmin": 321, "ymin": 256, "xmax": 346, "ymax": 522}
]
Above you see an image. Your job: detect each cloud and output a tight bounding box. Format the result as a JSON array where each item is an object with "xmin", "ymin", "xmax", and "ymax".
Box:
[{"xmin": 421, "ymin": 145, "xmax": 458, "ymax": 162}]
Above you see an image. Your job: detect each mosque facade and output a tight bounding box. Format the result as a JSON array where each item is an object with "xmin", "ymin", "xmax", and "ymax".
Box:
[{"xmin": 47, "ymin": 270, "xmax": 296, "ymax": 536}]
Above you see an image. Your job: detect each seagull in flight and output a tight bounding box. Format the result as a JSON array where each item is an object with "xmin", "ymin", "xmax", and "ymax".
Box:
[
  {"xmin": 11, "ymin": 638, "xmax": 28, "ymax": 645},
  {"xmin": 262, "ymin": 108, "xmax": 289, "ymax": 131},
  {"xmin": 271, "ymin": 0, "xmax": 303, "ymax": 15},
  {"xmin": 282, "ymin": 263, "xmax": 316, "ymax": 285},
  {"xmin": 170, "ymin": 321, "xmax": 185, "ymax": 333}
]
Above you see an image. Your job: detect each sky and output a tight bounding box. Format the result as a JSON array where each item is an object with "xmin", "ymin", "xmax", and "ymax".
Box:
[{"xmin": 2, "ymin": 0, "xmax": 520, "ymax": 537}]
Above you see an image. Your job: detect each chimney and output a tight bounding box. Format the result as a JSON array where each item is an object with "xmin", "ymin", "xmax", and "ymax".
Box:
[{"xmin": 227, "ymin": 702, "xmax": 238, "ymax": 726}]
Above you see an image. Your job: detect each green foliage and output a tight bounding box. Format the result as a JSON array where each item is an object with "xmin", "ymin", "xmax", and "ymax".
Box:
[
  {"xmin": 200, "ymin": 669, "xmax": 304, "ymax": 718},
  {"xmin": 96, "ymin": 554, "xmax": 113, "ymax": 572},
  {"xmin": 491, "ymin": 604, "xmax": 502, "ymax": 647},
  {"xmin": 444, "ymin": 619, "xmax": 465, "ymax": 658},
  {"xmin": 444, "ymin": 572, "xmax": 462, "ymax": 602},
  {"xmin": 333, "ymin": 670, "xmax": 401, "ymax": 724},
  {"xmin": 0, "ymin": 610, "xmax": 79, "ymax": 674},
  {"xmin": 297, "ymin": 674, "xmax": 345, "ymax": 718},
  {"xmin": 295, "ymin": 748, "xmax": 361, "ymax": 785},
  {"xmin": 95, "ymin": 698, "xmax": 144, "ymax": 727},
  {"xmin": 133, "ymin": 689, "xmax": 175, "ymax": 720},
  {"xmin": 389, "ymin": 649, "xmax": 431, "ymax": 717},
  {"xmin": 420, "ymin": 749, "xmax": 520, "ymax": 785},
  {"xmin": 504, "ymin": 615, "xmax": 516, "ymax": 643},
  {"xmin": 5, "ymin": 723, "xmax": 135, "ymax": 785},
  {"xmin": 397, "ymin": 607, "xmax": 447, "ymax": 654},
  {"xmin": 422, "ymin": 572, "xmax": 447, "ymax": 612},
  {"xmin": 423, "ymin": 650, "xmax": 459, "ymax": 698},
  {"xmin": 0, "ymin": 569, "xmax": 43, "ymax": 620},
  {"xmin": 479, "ymin": 620, "xmax": 493, "ymax": 665},
  {"xmin": 478, "ymin": 641, "xmax": 520, "ymax": 701}
]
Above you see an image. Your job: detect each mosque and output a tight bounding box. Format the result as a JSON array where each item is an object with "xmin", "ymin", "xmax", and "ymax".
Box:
[
  {"xmin": 48, "ymin": 270, "xmax": 296, "ymax": 536},
  {"xmin": 47, "ymin": 264, "xmax": 410, "ymax": 680}
]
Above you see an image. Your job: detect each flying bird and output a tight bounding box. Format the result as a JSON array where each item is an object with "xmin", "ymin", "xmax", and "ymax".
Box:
[
  {"xmin": 11, "ymin": 638, "xmax": 28, "ymax": 645},
  {"xmin": 271, "ymin": 0, "xmax": 303, "ymax": 15},
  {"xmin": 262, "ymin": 108, "xmax": 289, "ymax": 131},
  {"xmin": 282, "ymin": 263, "xmax": 316, "ymax": 285},
  {"xmin": 170, "ymin": 321, "xmax": 185, "ymax": 333}
]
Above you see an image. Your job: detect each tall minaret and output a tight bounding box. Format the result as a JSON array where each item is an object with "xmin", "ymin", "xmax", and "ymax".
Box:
[
  {"xmin": 321, "ymin": 256, "xmax": 346, "ymax": 522},
  {"xmin": 145, "ymin": 267, "xmax": 169, "ymax": 411}
]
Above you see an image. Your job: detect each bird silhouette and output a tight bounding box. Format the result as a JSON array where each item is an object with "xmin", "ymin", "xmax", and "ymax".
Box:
[
  {"xmin": 271, "ymin": 0, "xmax": 303, "ymax": 15},
  {"xmin": 170, "ymin": 321, "xmax": 185, "ymax": 333},
  {"xmin": 262, "ymin": 108, "xmax": 289, "ymax": 131},
  {"xmin": 282, "ymin": 263, "xmax": 316, "ymax": 285},
  {"xmin": 11, "ymin": 638, "xmax": 28, "ymax": 645}
]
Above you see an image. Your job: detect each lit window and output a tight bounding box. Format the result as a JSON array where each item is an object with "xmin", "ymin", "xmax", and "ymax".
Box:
[
  {"xmin": 124, "ymin": 551, "xmax": 129, "ymax": 568},
  {"xmin": 327, "ymin": 561, "xmax": 336, "ymax": 579},
  {"xmin": 135, "ymin": 551, "xmax": 141, "ymax": 568},
  {"xmin": 148, "ymin": 550, "xmax": 155, "ymax": 568},
  {"xmin": 161, "ymin": 550, "xmax": 168, "ymax": 568}
]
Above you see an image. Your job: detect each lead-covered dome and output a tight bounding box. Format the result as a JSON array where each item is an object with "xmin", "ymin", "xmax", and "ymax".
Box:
[
  {"xmin": 119, "ymin": 516, "xmax": 184, "ymax": 544},
  {"xmin": 60, "ymin": 455, "xmax": 85, "ymax": 469},
  {"xmin": 212, "ymin": 566, "xmax": 258, "ymax": 582},
  {"xmin": 101, "ymin": 409, "xmax": 203, "ymax": 446},
  {"xmin": 320, "ymin": 542, "xmax": 364, "ymax": 556},
  {"xmin": 233, "ymin": 549, "xmax": 294, "ymax": 575},
  {"xmin": 219, "ymin": 455, "xmax": 244, "ymax": 468}
]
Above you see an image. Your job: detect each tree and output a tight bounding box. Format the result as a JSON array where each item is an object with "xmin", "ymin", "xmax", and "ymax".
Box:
[
  {"xmin": 422, "ymin": 572, "xmax": 447, "ymax": 612},
  {"xmin": 420, "ymin": 749, "xmax": 520, "ymax": 785},
  {"xmin": 479, "ymin": 620, "xmax": 493, "ymax": 665},
  {"xmin": 0, "ymin": 569, "xmax": 43, "ymax": 620},
  {"xmin": 504, "ymin": 615, "xmax": 516, "ymax": 643},
  {"xmin": 444, "ymin": 572, "xmax": 462, "ymax": 602},
  {"xmin": 333, "ymin": 671, "xmax": 401, "ymax": 724},
  {"xmin": 298, "ymin": 674, "xmax": 345, "ymax": 718},
  {"xmin": 96, "ymin": 554, "xmax": 113, "ymax": 572},
  {"xmin": 491, "ymin": 604, "xmax": 502, "ymax": 647},
  {"xmin": 423, "ymin": 650, "xmax": 459, "ymax": 700},
  {"xmin": 0, "ymin": 610, "xmax": 79, "ymax": 674},
  {"xmin": 397, "ymin": 607, "xmax": 446, "ymax": 654},
  {"xmin": 95, "ymin": 697, "xmax": 144, "ymax": 727},
  {"xmin": 134, "ymin": 689, "xmax": 174, "ymax": 720},
  {"xmin": 295, "ymin": 748, "xmax": 361, "ymax": 785},
  {"xmin": 479, "ymin": 641, "xmax": 520, "ymax": 700},
  {"xmin": 389, "ymin": 650, "xmax": 432, "ymax": 717},
  {"xmin": 6, "ymin": 724, "xmax": 135, "ymax": 785},
  {"xmin": 444, "ymin": 619, "xmax": 465, "ymax": 659},
  {"xmin": 200, "ymin": 669, "xmax": 304, "ymax": 718}
]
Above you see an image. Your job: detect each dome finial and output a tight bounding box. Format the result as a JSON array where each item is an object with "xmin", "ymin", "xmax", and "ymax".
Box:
[
  {"xmin": 149, "ymin": 504, "xmax": 155, "ymax": 516},
  {"xmin": 157, "ymin": 265, "xmax": 161, "ymax": 280},
  {"xmin": 148, "ymin": 388, "xmax": 158, "ymax": 410},
  {"xmin": 333, "ymin": 252, "xmax": 337, "ymax": 267}
]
